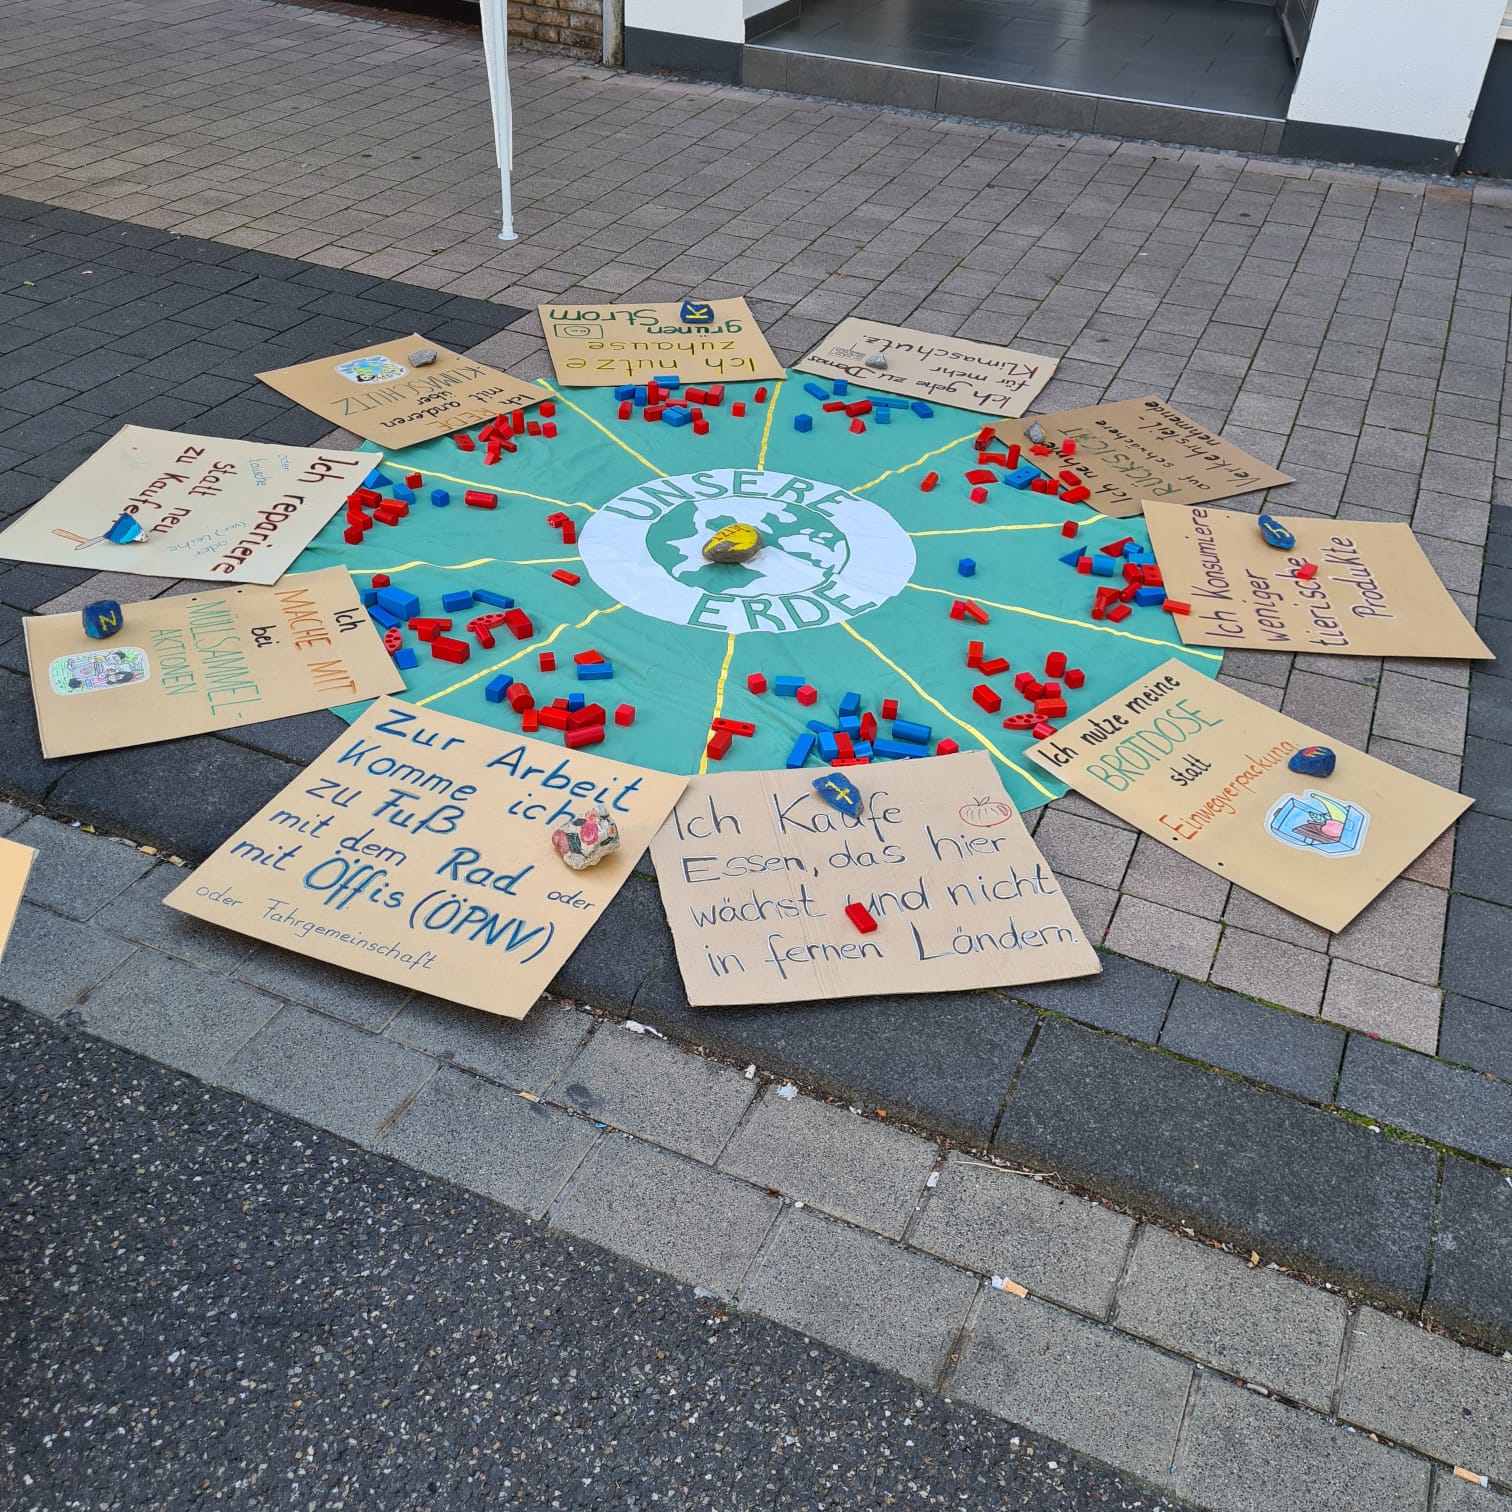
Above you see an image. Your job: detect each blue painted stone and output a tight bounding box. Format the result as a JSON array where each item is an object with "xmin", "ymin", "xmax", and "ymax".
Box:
[
  {"xmin": 1288, "ymin": 745, "xmax": 1336, "ymax": 778},
  {"xmin": 104, "ymin": 512, "xmax": 144, "ymax": 545},
  {"xmin": 82, "ymin": 600, "xmax": 123, "ymax": 639},
  {"xmin": 679, "ymin": 299, "xmax": 714, "ymax": 325},
  {"xmin": 1258, "ymin": 513, "xmax": 1296, "ymax": 550},
  {"xmin": 812, "ymin": 772, "xmax": 862, "ymax": 817}
]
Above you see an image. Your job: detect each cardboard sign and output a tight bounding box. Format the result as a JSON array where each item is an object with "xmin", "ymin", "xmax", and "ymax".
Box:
[
  {"xmin": 538, "ymin": 299, "xmax": 784, "ymax": 386},
  {"xmin": 1026, "ymin": 660, "xmax": 1469, "ymax": 932},
  {"xmin": 1144, "ymin": 504, "xmax": 1492, "ymax": 660},
  {"xmin": 165, "ymin": 701, "xmax": 686, "ymax": 1017},
  {"xmin": 24, "ymin": 568, "xmax": 405, "ymax": 758},
  {"xmin": 996, "ymin": 398, "xmax": 1292, "ymax": 519},
  {"xmin": 0, "ymin": 836, "xmax": 36, "ymax": 962},
  {"xmin": 258, "ymin": 337, "xmax": 543, "ymax": 449},
  {"xmin": 0, "ymin": 426, "xmax": 370, "ymax": 584},
  {"xmin": 650, "ymin": 752, "xmax": 1099, "ymax": 1006},
  {"xmin": 795, "ymin": 318, "xmax": 1058, "ymax": 418}
]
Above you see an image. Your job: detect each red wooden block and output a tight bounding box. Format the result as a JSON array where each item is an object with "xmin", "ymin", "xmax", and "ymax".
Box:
[
  {"xmin": 705, "ymin": 728, "xmax": 733, "ymax": 761},
  {"xmin": 431, "ymin": 636, "xmax": 470, "ymax": 664},
  {"xmin": 1035, "ymin": 697, "xmax": 1068, "ymax": 718},
  {"xmin": 754, "ymin": 386, "xmax": 768, "ymax": 403},
  {"xmin": 454, "ymin": 432, "xmax": 476, "ymax": 451},
  {"xmin": 849, "ymin": 418, "xmax": 866, "ymax": 433},
  {"xmin": 1045, "ymin": 650, "xmax": 1067, "ymax": 677},
  {"xmin": 961, "ymin": 600, "xmax": 990, "ymax": 625},
  {"xmin": 731, "ymin": 402, "xmax": 746, "ymax": 417},
  {"xmin": 712, "ymin": 718, "xmax": 756, "ymax": 737},
  {"xmin": 845, "ymin": 400, "xmax": 872, "ymax": 417},
  {"xmin": 978, "ymin": 656, "xmax": 1011, "ymax": 676},
  {"xmin": 692, "ymin": 419, "xmax": 710, "ymax": 435},
  {"xmin": 503, "ymin": 609, "xmax": 534, "ymax": 639},
  {"xmin": 967, "ymin": 639, "xmax": 985, "ymax": 668},
  {"xmin": 1006, "ymin": 444, "xmax": 1020, "ymax": 468},
  {"xmin": 1295, "ymin": 562, "xmax": 1318, "ymax": 580},
  {"xmin": 881, "ymin": 698, "xmax": 899, "ymax": 720},
  {"xmin": 1060, "ymin": 486, "xmax": 1091, "ymax": 504},
  {"xmin": 526, "ymin": 420, "xmax": 541, "ymax": 437},
  {"xmin": 1061, "ymin": 520, "xmax": 1079, "ymax": 538},
  {"xmin": 565, "ymin": 724, "xmax": 605, "ymax": 750},
  {"xmin": 1041, "ymin": 680, "xmax": 1061, "ymax": 699},
  {"xmin": 540, "ymin": 402, "xmax": 556, "ymax": 418},
  {"xmin": 746, "ymin": 671, "xmax": 767, "ymax": 694},
  {"xmin": 484, "ymin": 443, "xmax": 502, "ymax": 465},
  {"xmin": 1003, "ymin": 713, "xmax": 1038, "ymax": 731},
  {"xmin": 404, "ymin": 471, "xmax": 422, "ymax": 488},
  {"xmin": 539, "ymin": 651, "xmax": 556, "ymax": 672},
  {"xmin": 410, "ymin": 617, "xmax": 452, "ymax": 642},
  {"xmin": 552, "ymin": 570, "xmax": 581, "ymax": 586},
  {"xmin": 833, "ymin": 731, "xmax": 855, "ymax": 761},
  {"xmin": 1076, "ymin": 556, "xmax": 1093, "ymax": 574},
  {"xmin": 1060, "ymin": 438, "xmax": 1076, "ymax": 457},
  {"xmin": 614, "ymin": 703, "xmax": 635, "ymax": 726},
  {"xmin": 1106, "ymin": 603, "xmax": 1132, "ymax": 623},
  {"xmin": 643, "ymin": 406, "xmax": 665, "ymax": 422},
  {"xmin": 1142, "ymin": 566, "xmax": 1163, "ymax": 586},
  {"xmin": 521, "ymin": 709, "xmax": 539, "ymax": 732},
  {"xmin": 830, "ymin": 757, "xmax": 870, "ymax": 767},
  {"xmin": 969, "ymin": 486, "xmax": 989, "ymax": 504},
  {"xmin": 1065, "ymin": 668, "xmax": 1085, "ymax": 689},
  {"xmin": 343, "ymin": 525, "xmax": 366, "ymax": 544},
  {"xmin": 705, "ymin": 385, "xmax": 725, "ymax": 407},
  {"xmin": 935, "ymin": 738, "xmax": 960, "ymax": 755},
  {"xmin": 371, "ymin": 573, "xmax": 391, "ymax": 588},
  {"xmin": 618, "ymin": 400, "xmax": 632, "ymax": 420},
  {"xmin": 464, "ymin": 489, "xmax": 498, "ymax": 509},
  {"xmin": 1031, "ymin": 721, "xmax": 1057, "ymax": 739},
  {"xmin": 965, "ymin": 468, "xmax": 997, "ymax": 485},
  {"xmin": 574, "ymin": 649, "xmax": 604, "ymax": 664},
  {"xmin": 972, "ymin": 684, "xmax": 1002, "ymax": 714},
  {"xmin": 859, "ymin": 711, "xmax": 878, "ymax": 743},
  {"xmin": 506, "ymin": 681, "xmax": 533, "ymax": 712},
  {"xmin": 374, "ymin": 508, "xmax": 403, "ymax": 526},
  {"xmin": 542, "ymin": 423, "xmax": 557, "ymax": 438},
  {"xmin": 536, "ymin": 705, "xmax": 570, "ymax": 731},
  {"xmin": 567, "ymin": 704, "xmax": 607, "ymax": 730},
  {"xmin": 546, "ymin": 511, "xmax": 568, "ymax": 527},
  {"xmin": 920, "ymin": 472, "xmax": 939, "ymax": 492},
  {"xmin": 1163, "ymin": 600, "xmax": 1192, "ymax": 615},
  {"xmin": 349, "ymin": 487, "xmax": 382, "ymax": 508},
  {"xmin": 1058, "ymin": 470, "xmax": 1083, "ymax": 488},
  {"xmin": 795, "ymin": 684, "xmax": 818, "ymax": 706},
  {"xmin": 949, "ymin": 600, "xmax": 967, "ymax": 620},
  {"xmin": 974, "ymin": 426, "xmax": 996, "ymax": 451},
  {"xmin": 1119, "ymin": 584, "xmax": 1138, "ymax": 602},
  {"xmin": 1101, "ymin": 537, "xmax": 1135, "ymax": 556},
  {"xmin": 844, "ymin": 902, "xmax": 878, "ymax": 935},
  {"xmin": 823, "ymin": 401, "xmax": 848, "ymax": 413}
]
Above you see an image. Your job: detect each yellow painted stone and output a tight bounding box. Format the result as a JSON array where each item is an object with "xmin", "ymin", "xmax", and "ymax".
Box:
[{"xmin": 701, "ymin": 522, "xmax": 764, "ymax": 564}]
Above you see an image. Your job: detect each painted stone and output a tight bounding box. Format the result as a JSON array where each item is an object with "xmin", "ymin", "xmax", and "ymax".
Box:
[
  {"xmin": 82, "ymin": 600, "xmax": 123, "ymax": 639},
  {"xmin": 701, "ymin": 522, "xmax": 764, "ymax": 565},
  {"xmin": 551, "ymin": 806, "xmax": 621, "ymax": 870},
  {"xmin": 863, "ymin": 353, "xmax": 888, "ymax": 369},
  {"xmin": 679, "ymin": 299, "xmax": 714, "ymax": 325},
  {"xmin": 1288, "ymin": 745, "xmax": 1337, "ymax": 778},
  {"xmin": 1258, "ymin": 513, "xmax": 1296, "ymax": 550},
  {"xmin": 811, "ymin": 772, "xmax": 862, "ymax": 817},
  {"xmin": 104, "ymin": 512, "xmax": 145, "ymax": 545}
]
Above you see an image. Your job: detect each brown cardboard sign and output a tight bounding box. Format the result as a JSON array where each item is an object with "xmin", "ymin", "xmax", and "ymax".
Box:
[
  {"xmin": 0, "ymin": 426, "xmax": 370, "ymax": 584},
  {"xmin": 996, "ymin": 397, "xmax": 1292, "ymax": 519},
  {"xmin": 538, "ymin": 299, "xmax": 784, "ymax": 386},
  {"xmin": 794, "ymin": 318, "xmax": 1058, "ymax": 418},
  {"xmin": 165, "ymin": 701, "xmax": 686, "ymax": 1017},
  {"xmin": 1026, "ymin": 659, "xmax": 1470, "ymax": 932},
  {"xmin": 0, "ymin": 836, "xmax": 36, "ymax": 962},
  {"xmin": 257, "ymin": 337, "xmax": 543, "ymax": 449},
  {"xmin": 1144, "ymin": 504, "xmax": 1492, "ymax": 660},
  {"xmin": 24, "ymin": 568, "xmax": 405, "ymax": 758},
  {"xmin": 649, "ymin": 751, "xmax": 1099, "ymax": 1007}
]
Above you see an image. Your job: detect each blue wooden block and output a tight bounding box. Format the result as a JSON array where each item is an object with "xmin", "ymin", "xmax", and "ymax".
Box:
[
  {"xmin": 661, "ymin": 406, "xmax": 692, "ymax": 427},
  {"xmin": 773, "ymin": 675, "xmax": 804, "ymax": 697},
  {"xmin": 850, "ymin": 741, "xmax": 874, "ymax": 760},
  {"xmin": 392, "ymin": 486, "xmax": 415, "ymax": 505},
  {"xmin": 614, "ymin": 384, "xmax": 636, "ymax": 401},
  {"xmin": 958, "ymin": 558, "xmax": 976, "ymax": 577},
  {"xmin": 441, "ymin": 591, "xmax": 475, "ymax": 613},
  {"xmin": 873, "ymin": 738, "xmax": 925, "ymax": 759},
  {"xmin": 806, "ymin": 720, "xmax": 835, "ymax": 734},
  {"xmin": 392, "ymin": 647, "xmax": 419, "ymax": 671},
  {"xmin": 369, "ymin": 605, "xmax": 399, "ymax": 630},
  {"xmin": 837, "ymin": 690, "xmax": 861, "ymax": 717},
  {"xmin": 876, "ymin": 396, "xmax": 911, "ymax": 408},
  {"xmin": 1003, "ymin": 465, "xmax": 1039, "ymax": 489},
  {"xmin": 802, "ymin": 381, "xmax": 829, "ymax": 401},
  {"xmin": 360, "ymin": 587, "xmax": 378, "ymax": 606},
  {"xmin": 910, "ymin": 401, "xmax": 934, "ymax": 418},
  {"xmin": 633, "ymin": 385, "xmax": 648, "ymax": 406},
  {"xmin": 817, "ymin": 732, "xmax": 840, "ymax": 760},
  {"xmin": 577, "ymin": 662, "xmax": 614, "ymax": 680},
  {"xmin": 1089, "ymin": 554, "xmax": 1117, "ymax": 577},
  {"xmin": 375, "ymin": 586, "xmax": 419, "ymax": 620},
  {"xmin": 793, "ymin": 414, "xmax": 813, "ymax": 433},
  {"xmin": 472, "ymin": 589, "xmax": 515, "ymax": 609},
  {"xmin": 1133, "ymin": 586, "xmax": 1167, "ymax": 607},
  {"xmin": 838, "ymin": 715, "xmax": 861, "ymax": 734},
  {"xmin": 1059, "ymin": 548, "xmax": 1086, "ymax": 567},
  {"xmin": 82, "ymin": 600, "xmax": 123, "ymax": 639},
  {"xmin": 364, "ymin": 469, "xmax": 393, "ymax": 490},
  {"xmin": 786, "ymin": 731, "xmax": 817, "ymax": 768},
  {"xmin": 833, "ymin": 379, "xmax": 849, "ymax": 396},
  {"xmin": 567, "ymin": 691, "xmax": 586, "ymax": 711},
  {"xmin": 873, "ymin": 405, "xmax": 891, "ymax": 424},
  {"xmin": 484, "ymin": 673, "xmax": 515, "ymax": 703},
  {"xmin": 654, "ymin": 374, "xmax": 681, "ymax": 388},
  {"xmin": 430, "ymin": 489, "xmax": 450, "ymax": 507},
  {"xmin": 891, "ymin": 719, "xmax": 931, "ymax": 745}
]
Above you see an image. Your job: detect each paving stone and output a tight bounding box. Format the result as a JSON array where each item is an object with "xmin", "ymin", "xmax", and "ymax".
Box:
[
  {"xmin": 1437, "ymin": 994, "xmax": 1512, "ymax": 1080},
  {"xmin": 549, "ymin": 1133, "xmax": 778, "ymax": 1299},
  {"xmin": 1452, "ymin": 812, "xmax": 1512, "ymax": 908},
  {"xmin": 11, "ymin": 814, "xmax": 155, "ymax": 922},
  {"xmin": 1442, "ymin": 897, "xmax": 1512, "ymax": 1012},
  {"xmin": 1321, "ymin": 960, "xmax": 1441, "ymax": 1053},
  {"xmin": 379, "ymin": 1064, "xmax": 598, "ymax": 1220},
  {"xmin": 1371, "ymin": 669, "xmax": 1469, "ymax": 754},
  {"xmin": 1431, "ymin": 1467, "xmax": 1512, "ymax": 1512},
  {"xmin": 1461, "ymin": 735, "xmax": 1512, "ymax": 821},
  {"xmin": 551, "ymin": 1024, "xmax": 756, "ymax": 1162},
  {"xmin": 385, "ymin": 993, "xmax": 588, "ymax": 1095},
  {"xmin": 1120, "ymin": 833, "xmax": 1231, "ymax": 917},
  {"xmin": 717, "ymin": 1087, "xmax": 938, "ymax": 1239},
  {"xmin": 76, "ymin": 948, "xmax": 283, "ymax": 1080},
  {"xmin": 236, "ymin": 944, "xmax": 412, "ymax": 1033},
  {"xmin": 949, "ymin": 1287, "xmax": 1190, "ymax": 1486},
  {"xmin": 1007, "ymin": 950, "xmax": 1176, "ymax": 1043},
  {"xmin": 1055, "ymin": 874, "xmax": 1117, "ymax": 945},
  {"xmin": 215, "ymin": 1002, "xmax": 432, "ymax": 1147},
  {"xmin": 1222, "ymin": 885, "xmax": 1332, "ymax": 951},
  {"xmin": 1427, "ymin": 1157, "xmax": 1512, "ymax": 1353},
  {"xmin": 92, "ymin": 860, "xmax": 256, "ymax": 974},
  {"xmin": 1337, "ymin": 1034, "xmax": 1512, "ymax": 1163},
  {"xmin": 1172, "ymin": 1373, "xmax": 1429, "ymax": 1512},
  {"xmin": 1209, "ymin": 926, "xmax": 1330, "ymax": 1016},
  {"xmin": 1104, "ymin": 894, "xmax": 1222, "ymax": 980},
  {"xmin": 0, "ymin": 668, "xmax": 84, "ymax": 802},
  {"xmin": 217, "ymin": 712, "xmax": 348, "ymax": 765},
  {"xmin": 551, "ymin": 875, "xmax": 673, "ymax": 1013},
  {"xmin": 1115, "ymin": 1224, "xmax": 1349, "ymax": 1410},
  {"xmin": 995, "ymin": 1017, "xmax": 1437, "ymax": 1308},
  {"xmin": 1029, "ymin": 807, "xmax": 1136, "ymax": 890},
  {"xmin": 0, "ymin": 800, "xmax": 33, "ymax": 835},
  {"xmin": 741, "ymin": 1209, "xmax": 978, "ymax": 1386},
  {"xmin": 1282, "ymin": 669, "xmax": 1376, "ymax": 748},
  {"xmin": 1329, "ymin": 878, "xmax": 1447, "ymax": 986},
  {"xmin": 1340, "ymin": 1306, "xmax": 1512, "ymax": 1482},
  {"xmin": 910, "ymin": 1152, "xmax": 1134, "ymax": 1317},
  {"xmin": 1160, "ymin": 979, "xmax": 1344, "ymax": 1102},
  {"xmin": 0, "ymin": 901, "xmax": 136, "ymax": 1018}
]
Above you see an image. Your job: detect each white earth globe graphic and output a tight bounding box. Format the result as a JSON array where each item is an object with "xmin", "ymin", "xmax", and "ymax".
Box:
[{"xmin": 646, "ymin": 498, "xmax": 851, "ymax": 598}]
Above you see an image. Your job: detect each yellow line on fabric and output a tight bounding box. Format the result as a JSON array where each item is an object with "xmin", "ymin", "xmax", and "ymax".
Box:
[
  {"xmin": 407, "ymin": 467, "xmax": 590, "ymax": 511},
  {"xmin": 507, "ymin": 555, "xmax": 582, "ymax": 566},
  {"xmin": 839, "ymin": 621, "xmax": 1057, "ymax": 798},
  {"xmin": 416, "ymin": 603, "xmax": 625, "ymax": 706},
  {"xmin": 362, "ymin": 557, "xmax": 496, "ymax": 575},
  {"xmin": 539, "ymin": 381, "xmax": 666, "ymax": 478},
  {"xmin": 698, "ymin": 634, "xmax": 738, "ymax": 775},
  {"xmin": 850, "ymin": 430, "xmax": 977, "ymax": 494},
  {"xmin": 756, "ymin": 378, "xmax": 784, "ymax": 470},
  {"xmin": 908, "ymin": 522, "xmax": 1067, "ymax": 538},
  {"xmin": 904, "ymin": 583, "xmax": 1224, "ymax": 661}
]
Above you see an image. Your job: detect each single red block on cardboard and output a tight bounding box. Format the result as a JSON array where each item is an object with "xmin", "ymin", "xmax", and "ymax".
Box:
[{"xmin": 844, "ymin": 902, "xmax": 878, "ymax": 935}]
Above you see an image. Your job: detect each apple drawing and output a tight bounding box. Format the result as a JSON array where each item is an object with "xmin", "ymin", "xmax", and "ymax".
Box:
[{"xmin": 959, "ymin": 796, "xmax": 1015, "ymax": 827}]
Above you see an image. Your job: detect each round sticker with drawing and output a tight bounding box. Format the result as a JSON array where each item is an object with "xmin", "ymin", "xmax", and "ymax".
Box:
[
  {"xmin": 1266, "ymin": 791, "xmax": 1370, "ymax": 858},
  {"xmin": 335, "ymin": 354, "xmax": 408, "ymax": 385},
  {"xmin": 959, "ymin": 796, "xmax": 1015, "ymax": 828},
  {"xmin": 49, "ymin": 647, "xmax": 150, "ymax": 695}
]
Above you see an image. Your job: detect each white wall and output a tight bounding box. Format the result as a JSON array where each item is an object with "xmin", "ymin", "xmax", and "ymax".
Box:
[
  {"xmin": 625, "ymin": 0, "xmax": 744, "ymax": 42},
  {"xmin": 1288, "ymin": 0, "xmax": 1504, "ymax": 144}
]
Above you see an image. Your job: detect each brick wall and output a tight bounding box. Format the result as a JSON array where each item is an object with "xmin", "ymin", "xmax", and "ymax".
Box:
[{"xmin": 508, "ymin": 0, "xmax": 601, "ymax": 56}]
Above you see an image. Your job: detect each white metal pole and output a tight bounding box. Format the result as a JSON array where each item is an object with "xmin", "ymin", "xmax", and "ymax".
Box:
[{"xmin": 480, "ymin": 0, "xmax": 517, "ymax": 242}]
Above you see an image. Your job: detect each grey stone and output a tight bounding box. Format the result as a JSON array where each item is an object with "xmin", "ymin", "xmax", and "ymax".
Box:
[
  {"xmin": 1340, "ymin": 1306, "xmax": 1512, "ymax": 1483},
  {"xmin": 380, "ymin": 1064, "xmax": 598, "ymax": 1219},
  {"xmin": 551, "ymin": 1025, "xmax": 755, "ymax": 1162},
  {"xmin": 386, "ymin": 993, "xmax": 588, "ymax": 1094},
  {"xmin": 549, "ymin": 1133, "xmax": 777, "ymax": 1299},
  {"xmin": 1160, "ymin": 980, "xmax": 1344, "ymax": 1103},
  {"xmin": 76, "ymin": 948, "xmax": 283, "ymax": 1079},
  {"xmin": 717, "ymin": 1088, "xmax": 938, "ymax": 1239},
  {"xmin": 1116, "ymin": 1225, "xmax": 1348, "ymax": 1410},
  {"xmin": 1444, "ymin": 896, "xmax": 1512, "ymax": 1011},
  {"xmin": 215, "ymin": 1002, "xmax": 432, "ymax": 1146},
  {"xmin": 102, "ymin": 860, "xmax": 257, "ymax": 973},
  {"xmin": 741, "ymin": 1209, "xmax": 978, "ymax": 1386},
  {"xmin": 1461, "ymin": 736, "xmax": 1512, "ymax": 822},
  {"xmin": 12, "ymin": 816, "xmax": 155, "ymax": 921},
  {"xmin": 407, "ymin": 347, "xmax": 437, "ymax": 366},
  {"xmin": 1427, "ymin": 1157, "xmax": 1512, "ymax": 1353},
  {"xmin": 0, "ymin": 902, "xmax": 136, "ymax": 1018},
  {"xmin": 910, "ymin": 1152, "xmax": 1134, "ymax": 1318},
  {"xmin": 1431, "ymin": 1468, "xmax": 1512, "ymax": 1512},
  {"xmin": 950, "ymin": 1288, "xmax": 1191, "ymax": 1485},
  {"xmin": 237, "ymin": 944, "xmax": 412, "ymax": 1032},
  {"xmin": 1006, "ymin": 951, "xmax": 1176, "ymax": 1043},
  {"xmin": 1173, "ymin": 1373, "xmax": 1430, "ymax": 1512},
  {"xmin": 1437, "ymin": 995, "xmax": 1512, "ymax": 1081}
]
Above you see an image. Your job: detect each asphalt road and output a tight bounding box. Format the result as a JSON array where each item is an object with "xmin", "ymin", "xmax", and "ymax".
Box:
[{"xmin": 0, "ymin": 1001, "xmax": 1189, "ymax": 1512}]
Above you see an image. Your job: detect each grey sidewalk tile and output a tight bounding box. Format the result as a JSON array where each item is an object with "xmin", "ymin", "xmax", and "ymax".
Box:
[
  {"xmin": 378, "ymin": 1064, "xmax": 598, "ymax": 1220},
  {"xmin": 1104, "ymin": 895, "xmax": 1222, "ymax": 980},
  {"xmin": 0, "ymin": 902, "xmax": 136, "ymax": 1018},
  {"xmin": 1437, "ymin": 995, "xmax": 1512, "ymax": 1082},
  {"xmin": 1172, "ymin": 1373, "xmax": 1430, "ymax": 1512},
  {"xmin": 103, "ymin": 861, "xmax": 256, "ymax": 973},
  {"xmin": 949, "ymin": 1287, "xmax": 1190, "ymax": 1486},
  {"xmin": 1159, "ymin": 980, "xmax": 1344, "ymax": 1103},
  {"xmin": 741, "ymin": 1209, "xmax": 978, "ymax": 1386},
  {"xmin": 910, "ymin": 1152, "xmax": 1134, "ymax": 1318},
  {"xmin": 1443, "ymin": 897, "xmax": 1512, "ymax": 1012},
  {"xmin": 236, "ymin": 944, "xmax": 411, "ymax": 1033},
  {"xmin": 1008, "ymin": 951, "xmax": 1176, "ymax": 1043},
  {"xmin": 386, "ymin": 993, "xmax": 588, "ymax": 1095},
  {"xmin": 549, "ymin": 1133, "xmax": 778, "ymax": 1299},
  {"xmin": 551, "ymin": 1025, "xmax": 756, "ymax": 1162},
  {"xmin": 0, "ymin": 801, "xmax": 32, "ymax": 835},
  {"xmin": 215, "ymin": 1002, "xmax": 433, "ymax": 1147},
  {"xmin": 1030, "ymin": 807, "xmax": 1136, "ymax": 890},
  {"xmin": 717, "ymin": 1088, "xmax": 938, "ymax": 1239},
  {"xmin": 1452, "ymin": 813, "xmax": 1512, "ymax": 908},
  {"xmin": 1432, "ymin": 1467, "xmax": 1512, "ymax": 1511},
  {"xmin": 996, "ymin": 1018, "xmax": 1438, "ymax": 1309},
  {"xmin": 1209, "ymin": 927, "xmax": 1330, "ymax": 1017},
  {"xmin": 1223, "ymin": 886, "xmax": 1332, "ymax": 952},
  {"xmin": 1371, "ymin": 670, "xmax": 1469, "ymax": 755},
  {"xmin": 1339, "ymin": 1307, "xmax": 1512, "ymax": 1484},
  {"xmin": 1120, "ymin": 833, "xmax": 1230, "ymax": 917},
  {"xmin": 1321, "ymin": 961, "xmax": 1441, "ymax": 1054},
  {"xmin": 76, "ymin": 948, "xmax": 284, "ymax": 1080},
  {"xmin": 12, "ymin": 815, "xmax": 154, "ymax": 921},
  {"xmin": 1426, "ymin": 1157, "xmax": 1512, "ymax": 1353},
  {"xmin": 1328, "ymin": 879, "xmax": 1447, "ymax": 987},
  {"xmin": 551, "ymin": 876, "xmax": 672, "ymax": 1013},
  {"xmin": 1338, "ymin": 1035, "xmax": 1512, "ymax": 1164},
  {"xmin": 1116, "ymin": 1225, "xmax": 1348, "ymax": 1411}
]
